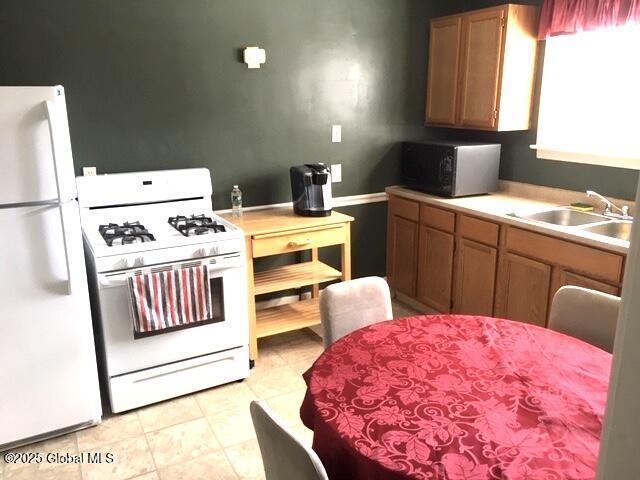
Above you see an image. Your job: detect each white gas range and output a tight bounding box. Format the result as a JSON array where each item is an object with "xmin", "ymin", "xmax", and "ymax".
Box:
[{"xmin": 77, "ymin": 168, "xmax": 249, "ymax": 413}]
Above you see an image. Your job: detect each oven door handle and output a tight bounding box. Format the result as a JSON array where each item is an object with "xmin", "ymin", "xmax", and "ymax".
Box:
[
  {"xmin": 99, "ymin": 276, "xmax": 130, "ymax": 289},
  {"xmin": 99, "ymin": 263, "xmax": 237, "ymax": 289}
]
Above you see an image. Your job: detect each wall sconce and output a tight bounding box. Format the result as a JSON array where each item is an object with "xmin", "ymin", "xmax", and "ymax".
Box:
[{"xmin": 243, "ymin": 47, "xmax": 266, "ymax": 69}]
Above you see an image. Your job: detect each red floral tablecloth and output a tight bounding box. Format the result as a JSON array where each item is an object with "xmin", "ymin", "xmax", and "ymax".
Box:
[{"xmin": 300, "ymin": 315, "xmax": 612, "ymax": 480}]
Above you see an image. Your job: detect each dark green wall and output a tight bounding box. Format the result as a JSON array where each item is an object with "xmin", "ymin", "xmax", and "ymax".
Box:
[
  {"xmin": 0, "ymin": 0, "xmax": 457, "ymax": 209},
  {"xmin": 1, "ymin": 0, "xmax": 636, "ymax": 282},
  {"xmin": 0, "ymin": 0, "xmax": 456, "ymax": 279}
]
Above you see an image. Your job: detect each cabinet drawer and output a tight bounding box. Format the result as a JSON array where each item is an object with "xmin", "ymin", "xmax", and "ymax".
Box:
[
  {"xmin": 552, "ymin": 269, "xmax": 619, "ymax": 297},
  {"xmin": 421, "ymin": 205, "xmax": 455, "ymax": 232},
  {"xmin": 390, "ymin": 196, "xmax": 420, "ymax": 222},
  {"xmin": 505, "ymin": 227, "xmax": 624, "ymax": 283},
  {"xmin": 458, "ymin": 215, "xmax": 499, "ymax": 246},
  {"xmin": 252, "ymin": 224, "xmax": 347, "ymax": 258},
  {"xmin": 109, "ymin": 347, "xmax": 249, "ymax": 413}
]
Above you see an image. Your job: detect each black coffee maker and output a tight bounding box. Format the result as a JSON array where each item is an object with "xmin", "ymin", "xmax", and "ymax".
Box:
[{"xmin": 290, "ymin": 164, "xmax": 333, "ymax": 217}]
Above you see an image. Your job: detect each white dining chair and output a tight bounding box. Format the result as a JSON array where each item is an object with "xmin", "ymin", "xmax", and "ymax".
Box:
[
  {"xmin": 319, "ymin": 276, "xmax": 393, "ymax": 348},
  {"xmin": 250, "ymin": 400, "xmax": 328, "ymax": 480},
  {"xmin": 548, "ymin": 286, "xmax": 620, "ymax": 353}
]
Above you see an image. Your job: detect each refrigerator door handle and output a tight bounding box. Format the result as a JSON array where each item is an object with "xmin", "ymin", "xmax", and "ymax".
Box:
[
  {"xmin": 44, "ymin": 100, "xmax": 65, "ymax": 203},
  {"xmin": 58, "ymin": 202, "xmax": 74, "ymax": 295},
  {"xmin": 45, "ymin": 100, "xmax": 73, "ymax": 295},
  {"xmin": 45, "ymin": 99, "xmax": 75, "ymax": 295}
]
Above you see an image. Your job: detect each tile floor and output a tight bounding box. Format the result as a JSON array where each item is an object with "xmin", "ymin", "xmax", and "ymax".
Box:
[{"xmin": 0, "ymin": 300, "xmax": 419, "ymax": 480}]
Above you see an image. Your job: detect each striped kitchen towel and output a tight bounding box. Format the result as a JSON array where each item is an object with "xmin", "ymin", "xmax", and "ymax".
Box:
[{"xmin": 128, "ymin": 265, "xmax": 212, "ymax": 334}]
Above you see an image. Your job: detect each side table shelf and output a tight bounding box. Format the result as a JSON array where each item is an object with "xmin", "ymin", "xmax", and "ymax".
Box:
[
  {"xmin": 254, "ymin": 261, "xmax": 342, "ymax": 295},
  {"xmin": 256, "ymin": 297, "xmax": 321, "ymax": 338}
]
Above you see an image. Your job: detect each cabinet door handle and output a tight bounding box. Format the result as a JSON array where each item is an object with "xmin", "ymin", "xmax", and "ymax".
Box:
[{"xmin": 288, "ymin": 239, "xmax": 312, "ymax": 248}]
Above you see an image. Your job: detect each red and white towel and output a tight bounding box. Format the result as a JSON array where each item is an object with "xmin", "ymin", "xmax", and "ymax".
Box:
[{"xmin": 128, "ymin": 265, "xmax": 212, "ymax": 334}]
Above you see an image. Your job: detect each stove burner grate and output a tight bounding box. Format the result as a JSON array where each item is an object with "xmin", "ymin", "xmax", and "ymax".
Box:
[
  {"xmin": 168, "ymin": 214, "xmax": 227, "ymax": 237},
  {"xmin": 98, "ymin": 222, "xmax": 156, "ymax": 246}
]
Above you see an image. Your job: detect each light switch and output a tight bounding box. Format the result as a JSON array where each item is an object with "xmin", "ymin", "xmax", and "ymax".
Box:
[
  {"xmin": 331, "ymin": 164, "xmax": 342, "ymax": 183},
  {"xmin": 331, "ymin": 125, "xmax": 342, "ymax": 143},
  {"xmin": 83, "ymin": 167, "xmax": 96, "ymax": 176}
]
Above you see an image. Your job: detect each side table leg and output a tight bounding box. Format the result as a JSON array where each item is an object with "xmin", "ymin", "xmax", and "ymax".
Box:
[
  {"xmin": 311, "ymin": 247, "xmax": 320, "ymax": 298},
  {"xmin": 341, "ymin": 225, "xmax": 352, "ymax": 281}
]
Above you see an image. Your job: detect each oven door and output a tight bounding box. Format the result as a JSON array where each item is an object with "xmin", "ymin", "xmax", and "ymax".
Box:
[{"xmin": 95, "ymin": 254, "xmax": 248, "ymax": 377}]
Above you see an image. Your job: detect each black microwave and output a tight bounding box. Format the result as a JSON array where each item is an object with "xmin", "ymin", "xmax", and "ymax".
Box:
[{"xmin": 401, "ymin": 141, "xmax": 501, "ymax": 197}]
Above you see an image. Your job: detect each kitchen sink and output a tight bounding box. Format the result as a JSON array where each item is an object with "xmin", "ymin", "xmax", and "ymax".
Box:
[
  {"xmin": 518, "ymin": 208, "xmax": 610, "ymax": 227},
  {"xmin": 583, "ymin": 221, "xmax": 633, "ymax": 242}
]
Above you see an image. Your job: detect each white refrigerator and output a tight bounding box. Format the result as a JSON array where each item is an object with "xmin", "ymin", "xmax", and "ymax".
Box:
[{"xmin": 0, "ymin": 86, "xmax": 102, "ymax": 449}]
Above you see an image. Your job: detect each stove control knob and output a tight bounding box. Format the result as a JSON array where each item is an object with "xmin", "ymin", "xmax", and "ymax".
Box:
[
  {"xmin": 121, "ymin": 258, "xmax": 134, "ymax": 269},
  {"xmin": 210, "ymin": 246, "xmax": 220, "ymax": 256},
  {"xmin": 196, "ymin": 248, "xmax": 207, "ymax": 258},
  {"xmin": 134, "ymin": 257, "xmax": 145, "ymax": 267}
]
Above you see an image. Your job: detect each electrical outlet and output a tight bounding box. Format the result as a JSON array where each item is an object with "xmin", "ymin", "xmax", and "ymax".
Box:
[
  {"xmin": 331, "ymin": 125, "xmax": 342, "ymax": 143},
  {"xmin": 83, "ymin": 167, "xmax": 96, "ymax": 176},
  {"xmin": 331, "ymin": 164, "xmax": 342, "ymax": 183}
]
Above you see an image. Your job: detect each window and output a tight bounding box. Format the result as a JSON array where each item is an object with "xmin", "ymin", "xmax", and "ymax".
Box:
[{"xmin": 535, "ymin": 25, "xmax": 640, "ymax": 169}]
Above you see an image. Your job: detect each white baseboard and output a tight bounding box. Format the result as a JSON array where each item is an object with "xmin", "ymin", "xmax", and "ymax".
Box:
[{"xmin": 393, "ymin": 291, "xmax": 440, "ymax": 315}]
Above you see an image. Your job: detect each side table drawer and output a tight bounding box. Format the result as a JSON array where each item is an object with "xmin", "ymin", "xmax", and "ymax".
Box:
[{"xmin": 252, "ymin": 224, "xmax": 348, "ymax": 258}]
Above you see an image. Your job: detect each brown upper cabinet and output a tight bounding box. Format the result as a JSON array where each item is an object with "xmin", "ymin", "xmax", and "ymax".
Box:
[
  {"xmin": 425, "ymin": 4, "xmax": 540, "ymax": 131},
  {"xmin": 425, "ymin": 17, "xmax": 462, "ymax": 125}
]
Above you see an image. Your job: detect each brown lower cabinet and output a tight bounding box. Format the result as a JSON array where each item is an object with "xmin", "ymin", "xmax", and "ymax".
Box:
[
  {"xmin": 386, "ymin": 194, "xmax": 625, "ymax": 328},
  {"xmin": 494, "ymin": 253, "xmax": 551, "ymax": 327},
  {"xmin": 387, "ymin": 199, "xmax": 419, "ymax": 297},
  {"xmin": 551, "ymin": 269, "xmax": 619, "ymax": 296},
  {"xmin": 417, "ymin": 226, "xmax": 454, "ymax": 312},
  {"xmin": 454, "ymin": 239, "xmax": 497, "ymax": 316}
]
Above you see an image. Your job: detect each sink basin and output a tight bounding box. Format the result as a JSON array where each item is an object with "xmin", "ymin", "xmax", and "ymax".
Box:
[
  {"xmin": 519, "ymin": 208, "xmax": 610, "ymax": 227},
  {"xmin": 583, "ymin": 221, "xmax": 633, "ymax": 242}
]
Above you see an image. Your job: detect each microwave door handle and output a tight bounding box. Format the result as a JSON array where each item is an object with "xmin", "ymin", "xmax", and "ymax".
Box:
[{"xmin": 438, "ymin": 160, "xmax": 446, "ymax": 186}]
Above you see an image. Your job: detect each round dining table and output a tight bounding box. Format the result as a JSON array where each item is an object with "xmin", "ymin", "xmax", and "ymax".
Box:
[{"xmin": 300, "ymin": 314, "xmax": 612, "ymax": 480}]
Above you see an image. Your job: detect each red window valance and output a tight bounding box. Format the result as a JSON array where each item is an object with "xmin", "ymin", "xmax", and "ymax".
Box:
[{"xmin": 539, "ymin": 0, "xmax": 640, "ymax": 39}]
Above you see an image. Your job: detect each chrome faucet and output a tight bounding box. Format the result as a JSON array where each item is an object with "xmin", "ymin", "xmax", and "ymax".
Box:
[{"xmin": 586, "ymin": 190, "xmax": 632, "ymax": 219}]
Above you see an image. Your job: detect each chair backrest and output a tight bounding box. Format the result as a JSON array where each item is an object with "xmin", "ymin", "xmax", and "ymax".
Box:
[
  {"xmin": 250, "ymin": 400, "xmax": 328, "ymax": 480},
  {"xmin": 319, "ymin": 276, "xmax": 393, "ymax": 348},
  {"xmin": 548, "ymin": 286, "xmax": 620, "ymax": 353}
]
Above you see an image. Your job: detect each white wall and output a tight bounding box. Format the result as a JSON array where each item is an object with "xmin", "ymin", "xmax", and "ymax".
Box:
[{"xmin": 596, "ymin": 178, "xmax": 640, "ymax": 478}]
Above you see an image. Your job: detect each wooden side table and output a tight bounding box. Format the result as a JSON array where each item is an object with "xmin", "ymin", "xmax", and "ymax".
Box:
[{"xmin": 220, "ymin": 208, "xmax": 354, "ymax": 361}]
